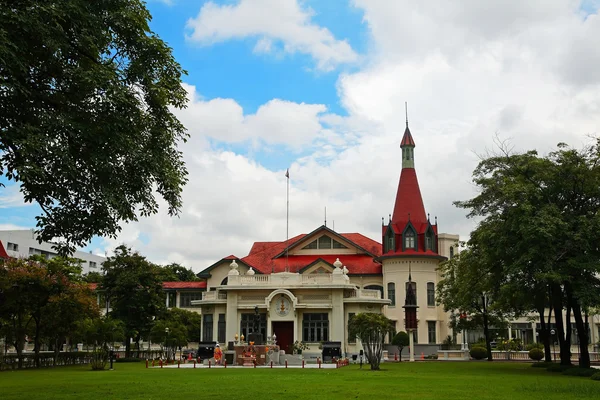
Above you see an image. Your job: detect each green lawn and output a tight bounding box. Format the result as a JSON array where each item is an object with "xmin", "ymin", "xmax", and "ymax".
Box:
[{"xmin": 0, "ymin": 362, "xmax": 597, "ymax": 400}]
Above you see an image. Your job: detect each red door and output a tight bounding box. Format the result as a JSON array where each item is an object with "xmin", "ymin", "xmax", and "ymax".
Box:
[{"xmin": 272, "ymin": 321, "xmax": 294, "ymax": 354}]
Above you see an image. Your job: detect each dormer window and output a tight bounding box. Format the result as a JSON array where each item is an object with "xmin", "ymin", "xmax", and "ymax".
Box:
[
  {"xmin": 387, "ymin": 236, "xmax": 395, "ymax": 253},
  {"xmin": 404, "ymin": 230, "xmax": 415, "ymax": 249},
  {"xmin": 425, "ymin": 226, "xmax": 435, "ymax": 252},
  {"xmin": 425, "ymin": 235, "xmax": 432, "ymax": 250}
]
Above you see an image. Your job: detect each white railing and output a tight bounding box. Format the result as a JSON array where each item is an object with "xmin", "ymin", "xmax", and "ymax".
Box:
[
  {"xmin": 202, "ymin": 291, "xmax": 227, "ymax": 301},
  {"xmin": 343, "ymin": 288, "xmax": 381, "ymax": 299},
  {"xmin": 301, "ymin": 274, "xmax": 333, "ymax": 284},
  {"xmin": 240, "ymin": 275, "xmax": 270, "ymax": 284}
]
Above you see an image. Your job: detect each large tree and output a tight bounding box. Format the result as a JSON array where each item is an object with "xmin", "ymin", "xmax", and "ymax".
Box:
[
  {"xmin": 158, "ymin": 263, "xmax": 199, "ymax": 282},
  {"xmin": 0, "ymin": 0, "xmax": 188, "ymax": 255},
  {"xmin": 348, "ymin": 313, "xmax": 394, "ymax": 370},
  {"xmin": 437, "ymin": 242, "xmax": 507, "ymax": 361},
  {"xmin": 101, "ymin": 245, "xmax": 166, "ymax": 357},
  {"xmin": 456, "ymin": 140, "xmax": 600, "ymax": 368}
]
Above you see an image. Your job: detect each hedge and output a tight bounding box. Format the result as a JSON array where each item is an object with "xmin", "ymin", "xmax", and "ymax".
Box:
[
  {"xmin": 0, "ymin": 352, "xmax": 92, "ymax": 371},
  {"xmin": 469, "ymin": 346, "xmax": 487, "ymax": 360},
  {"xmin": 528, "ymin": 348, "xmax": 544, "ymax": 361}
]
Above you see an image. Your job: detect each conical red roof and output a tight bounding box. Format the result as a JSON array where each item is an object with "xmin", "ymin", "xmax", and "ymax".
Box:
[
  {"xmin": 391, "ymin": 168, "xmax": 427, "ymax": 227},
  {"xmin": 400, "ymin": 126, "xmax": 415, "ymax": 146}
]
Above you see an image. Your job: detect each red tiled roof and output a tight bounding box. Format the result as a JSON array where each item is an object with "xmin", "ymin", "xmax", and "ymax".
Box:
[
  {"xmin": 223, "ymin": 255, "xmax": 238, "ymax": 260},
  {"xmin": 88, "ymin": 281, "xmax": 206, "ymax": 291},
  {"xmin": 391, "ymin": 167, "xmax": 428, "ymax": 229},
  {"xmin": 400, "ymin": 126, "xmax": 415, "ymax": 146},
  {"xmin": 0, "ymin": 240, "xmax": 9, "ymax": 259},
  {"xmin": 241, "ymin": 232, "xmax": 382, "ymax": 275}
]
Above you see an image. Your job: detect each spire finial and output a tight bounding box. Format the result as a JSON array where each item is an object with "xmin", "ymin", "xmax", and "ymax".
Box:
[
  {"xmin": 428, "ymin": 213, "xmax": 430, "ymax": 221},
  {"xmin": 382, "ymin": 217, "xmax": 384, "ymax": 226},
  {"xmin": 405, "ymin": 101, "xmax": 408, "ymax": 128},
  {"xmin": 389, "ymin": 213, "xmax": 391, "ymax": 223}
]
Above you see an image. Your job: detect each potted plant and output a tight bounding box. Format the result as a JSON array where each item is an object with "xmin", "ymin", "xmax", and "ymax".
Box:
[{"xmin": 292, "ymin": 341, "xmax": 309, "ymax": 355}]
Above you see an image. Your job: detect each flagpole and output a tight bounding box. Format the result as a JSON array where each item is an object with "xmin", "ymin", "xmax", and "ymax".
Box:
[{"xmin": 285, "ymin": 168, "xmax": 290, "ymax": 272}]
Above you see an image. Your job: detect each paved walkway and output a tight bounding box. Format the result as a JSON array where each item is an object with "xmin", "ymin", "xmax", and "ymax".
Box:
[{"xmin": 154, "ymin": 363, "xmax": 340, "ymax": 369}]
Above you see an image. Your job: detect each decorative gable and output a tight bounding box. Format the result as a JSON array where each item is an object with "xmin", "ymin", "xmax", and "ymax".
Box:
[{"xmin": 301, "ymin": 236, "xmax": 348, "ymax": 250}]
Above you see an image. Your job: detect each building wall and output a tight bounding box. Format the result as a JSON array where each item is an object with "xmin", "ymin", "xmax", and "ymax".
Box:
[
  {"xmin": 0, "ymin": 229, "xmax": 106, "ymax": 274},
  {"xmin": 382, "ymin": 257, "xmax": 450, "ymax": 344}
]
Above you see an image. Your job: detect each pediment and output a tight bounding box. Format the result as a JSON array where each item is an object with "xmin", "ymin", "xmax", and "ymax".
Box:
[{"xmin": 299, "ymin": 259, "xmax": 334, "ymax": 274}]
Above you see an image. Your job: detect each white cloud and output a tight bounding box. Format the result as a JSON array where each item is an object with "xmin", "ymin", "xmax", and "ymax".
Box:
[
  {"xmin": 185, "ymin": 0, "xmax": 358, "ymax": 71},
  {"xmin": 7, "ymin": 1, "xmax": 600, "ymax": 272},
  {"xmin": 0, "ymin": 185, "xmax": 31, "ymax": 208}
]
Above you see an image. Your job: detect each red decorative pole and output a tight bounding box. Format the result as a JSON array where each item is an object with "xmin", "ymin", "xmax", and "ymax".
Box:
[{"xmin": 403, "ymin": 264, "xmax": 419, "ymax": 362}]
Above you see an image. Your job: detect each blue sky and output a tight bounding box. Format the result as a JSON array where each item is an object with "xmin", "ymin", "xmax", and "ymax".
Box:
[{"xmin": 1, "ymin": 1, "xmax": 599, "ymax": 267}]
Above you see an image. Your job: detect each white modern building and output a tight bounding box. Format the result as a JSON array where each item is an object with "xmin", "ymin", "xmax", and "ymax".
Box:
[{"xmin": 0, "ymin": 229, "xmax": 105, "ymax": 274}]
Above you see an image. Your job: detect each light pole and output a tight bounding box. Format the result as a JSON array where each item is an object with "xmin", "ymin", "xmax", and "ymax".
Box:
[{"xmin": 165, "ymin": 327, "xmax": 170, "ymax": 362}]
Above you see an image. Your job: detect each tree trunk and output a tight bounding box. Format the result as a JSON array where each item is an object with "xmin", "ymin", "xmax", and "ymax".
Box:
[
  {"xmin": 33, "ymin": 315, "xmax": 42, "ymax": 368},
  {"xmin": 539, "ymin": 305, "xmax": 553, "ymax": 363},
  {"xmin": 482, "ymin": 298, "xmax": 493, "ymax": 361},
  {"xmin": 53, "ymin": 338, "xmax": 61, "ymax": 367},
  {"xmin": 551, "ymin": 284, "xmax": 571, "ymax": 365},
  {"xmin": 569, "ymin": 294, "xmax": 590, "ymax": 368}
]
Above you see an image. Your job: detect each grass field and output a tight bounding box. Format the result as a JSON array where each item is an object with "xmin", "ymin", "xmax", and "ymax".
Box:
[{"xmin": 0, "ymin": 362, "xmax": 598, "ymax": 400}]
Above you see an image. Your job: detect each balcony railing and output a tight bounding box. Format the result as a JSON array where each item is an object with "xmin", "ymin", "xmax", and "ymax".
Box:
[{"xmin": 344, "ymin": 288, "xmax": 381, "ymax": 299}]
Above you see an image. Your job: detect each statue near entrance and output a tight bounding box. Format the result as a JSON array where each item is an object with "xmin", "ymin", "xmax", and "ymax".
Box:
[{"xmin": 248, "ymin": 305, "xmax": 264, "ymax": 345}]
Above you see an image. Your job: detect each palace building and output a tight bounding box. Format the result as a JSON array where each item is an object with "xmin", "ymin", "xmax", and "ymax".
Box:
[{"xmin": 194, "ymin": 120, "xmax": 460, "ymax": 356}]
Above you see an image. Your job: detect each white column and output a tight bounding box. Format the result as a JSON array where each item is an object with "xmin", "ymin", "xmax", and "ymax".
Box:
[
  {"xmin": 532, "ymin": 322, "xmax": 538, "ymax": 343},
  {"xmin": 508, "ymin": 325, "xmax": 512, "ymax": 340},
  {"xmin": 176, "ymin": 292, "xmax": 180, "ymax": 308},
  {"xmin": 330, "ymin": 291, "xmax": 345, "ymax": 342},
  {"xmin": 225, "ymin": 293, "xmax": 238, "ymax": 344},
  {"xmin": 409, "ymin": 329, "xmax": 415, "ymax": 362}
]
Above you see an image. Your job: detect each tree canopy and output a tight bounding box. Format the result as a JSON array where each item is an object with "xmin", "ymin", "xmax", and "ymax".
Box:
[
  {"xmin": 455, "ymin": 140, "xmax": 600, "ymax": 368},
  {"xmin": 348, "ymin": 313, "xmax": 393, "ymax": 370},
  {"xmin": 100, "ymin": 245, "xmax": 166, "ymax": 356},
  {"xmin": 0, "ymin": 0, "xmax": 189, "ymax": 254}
]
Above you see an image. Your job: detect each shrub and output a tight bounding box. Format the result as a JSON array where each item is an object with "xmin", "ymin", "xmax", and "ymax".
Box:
[
  {"xmin": 562, "ymin": 367, "xmax": 598, "ymax": 377},
  {"xmin": 591, "ymin": 372, "xmax": 600, "ymax": 381},
  {"xmin": 470, "ymin": 346, "xmax": 487, "ymax": 360},
  {"xmin": 546, "ymin": 363, "xmax": 575, "ymax": 373},
  {"xmin": 528, "ymin": 348, "xmax": 544, "ymax": 361},
  {"xmin": 532, "ymin": 362, "xmax": 554, "ymax": 368},
  {"xmin": 526, "ymin": 342, "xmax": 544, "ymax": 351},
  {"xmin": 115, "ymin": 358, "xmax": 143, "ymax": 363}
]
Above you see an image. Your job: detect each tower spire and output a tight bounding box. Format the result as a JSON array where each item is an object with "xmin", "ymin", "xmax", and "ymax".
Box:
[{"xmin": 405, "ymin": 101, "xmax": 408, "ymax": 128}]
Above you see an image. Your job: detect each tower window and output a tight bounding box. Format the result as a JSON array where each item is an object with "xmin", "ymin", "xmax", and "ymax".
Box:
[
  {"xmin": 404, "ymin": 230, "xmax": 415, "ymax": 249},
  {"xmin": 427, "ymin": 282, "xmax": 435, "ymax": 306}
]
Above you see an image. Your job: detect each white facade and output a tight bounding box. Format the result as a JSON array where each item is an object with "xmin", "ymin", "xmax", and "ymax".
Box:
[{"xmin": 0, "ymin": 229, "xmax": 105, "ymax": 274}]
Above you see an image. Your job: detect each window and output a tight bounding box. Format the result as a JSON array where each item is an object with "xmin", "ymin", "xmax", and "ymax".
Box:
[
  {"xmin": 428, "ymin": 321, "xmax": 437, "ymax": 344},
  {"xmin": 404, "ymin": 230, "xmax": 415, "ymax": 249},
  {"xmin": 318, "ymin": 236, "xmax": 332, "ymax": 249},
  {"xmin": 7, "ymin": 242, "xmax": 18, "ymax": 251},
  {"xmin": 406, "ymin": 282, "xmax": 417, "ymax": 305},
  {"xmin": 332, "ymin": 240, "xmax": 347, "ymax": 249},
  {"xmin": 302, "ymin": 313, "xmax": 329, "ymax": 342},
  {"xmin": 221, "ymin": 277, "xmax": 229, "ymax": 285},
  {"xmin": 89, "ymin": 261, "xmax": 97, "ymax": 269},
  {"xmin": 166, "ymin": 292, "xmax": 176, "ymax": 308},
  {"xmin": 240, "ymin": 313, "xmax": 267, "ymax": 340},
  {"xmin": 427, "ymin": 282, "xmax": 435, "ymax": 306},
  {"xmin": 180, "ymin": 292, "xmax": 203, "ymax": 308},
  {"xmin": 425, "ymin": 235, "xmax": 432, "ymax": 251},
  {"xmin": 302, "ymin": 237, "xmax": 348, "ymax": 250},
  {"xmin": 202, "ymin": 314, "xmax": 213, "ymax": 341},
  {"xmin": 449, "ymin": 246, "xmax": 454, "ymax": 258},
  {"xmin": 387, "ymin": 282, "xmax": 396, "ymax": 307},
  {"xmin": 217, "ymin": 314, "xmax": 226, "ymax": 343},
  {"xmin": 348, "ymin": 313, "xmax": 356, "ymax": 344},
  {"xmin": 387, "ymin": 236, "xmax": 395, "ymax": 252}
]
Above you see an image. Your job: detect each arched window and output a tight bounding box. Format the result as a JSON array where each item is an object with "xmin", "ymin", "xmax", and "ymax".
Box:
[
  {"xmin": 404, "ymin": 230, "xmax": 415, "ymax": 249},
  {"xmin": 387, "ymin": 282, "xmax": 396, "ymax": 307},
  {"xmin": 427, "ymin": 282, "xmax": 435, "ymax": 306},
  {"xmin": 406, "ymin": 282, "xmax": 417, "ymax": 305},
  {"xmin": 221, "ymin": 277, "xmax": 229, "ymax": 285}
]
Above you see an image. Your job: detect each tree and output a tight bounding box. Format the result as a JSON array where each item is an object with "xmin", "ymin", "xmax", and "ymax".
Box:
[
  {"xmin": 437, "ymin": 243, "xmax": 507, "ymax": 362},
  {"xmin": 456, "ymin": 140, "xmax": 600, "ymax": 368},
  {"xmin": 0, "ymin": 255, "xmax": 96, "ymax": 368},
  {"xmin": 149, "ymin": 319, "xmax": 187, "ymax": 361},
  {"xmin": 163, "ymin": 308, "xmax": 202, "ymax": 343},
  {"xmin": 101, "ymin": 245, "xmax": 166, "ymax": 357},
  {"xmin": 348, "ymin": 313, "xmax": 394, "ymax": 370},
  {"xmin": 0, "ymin": 0, "xmax": 189, "ymax": 255},
  {"xmin": 83, "ymin": 272, "xmax": 104, "ymax": 283},
  {"xmin": 74, "ymin": 317, "xmax": 125, "ymax": 370},
  {"xmin": 391, "ymin": 331, "xmax": 409, "ymax": 361},
  {"xmin": 157, "ymin": 264, "xmax": 199, "ymax": 282}
]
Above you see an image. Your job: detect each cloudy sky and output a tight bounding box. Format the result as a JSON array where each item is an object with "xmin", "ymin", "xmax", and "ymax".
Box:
[{"xmin": 1, "ymin": 0, "xmax": 599, "ymax": 271}]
